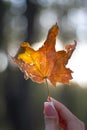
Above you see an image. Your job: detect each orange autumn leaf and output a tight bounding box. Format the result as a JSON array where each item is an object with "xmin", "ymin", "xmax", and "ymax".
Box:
[{"xmin": 12, "ymin": 24, "xmax": 77, "ymax": 86}]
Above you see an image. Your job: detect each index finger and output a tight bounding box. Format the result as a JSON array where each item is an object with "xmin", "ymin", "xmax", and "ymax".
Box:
[
  {"xmin": 50, "ymin": 98, "xmax": 77, "ymax": 122},
  {"xmin": 50, "ymin": 97, "xmax": 85, "ymax": 130}
]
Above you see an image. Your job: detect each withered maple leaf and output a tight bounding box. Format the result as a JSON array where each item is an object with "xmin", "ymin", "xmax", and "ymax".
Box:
[{"xmin": 12, "ymin": 24, "xmax": 77, "ymax": 86}]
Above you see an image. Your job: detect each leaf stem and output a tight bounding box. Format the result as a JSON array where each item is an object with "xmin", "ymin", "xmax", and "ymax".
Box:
[{"xmin": 44, "ymin": 78, "xmax": 51, "ymax": 101}]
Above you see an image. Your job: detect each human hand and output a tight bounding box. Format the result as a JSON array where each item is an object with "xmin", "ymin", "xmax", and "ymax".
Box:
[{"xmin": 44, "ymin": 98, "xmax": 85, "ymax": 130}]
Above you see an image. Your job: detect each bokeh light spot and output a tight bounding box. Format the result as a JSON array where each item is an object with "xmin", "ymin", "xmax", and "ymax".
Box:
[
  {"xmin": 0, "ymin": 51, "xmax": 8, "ymax": 73},
  {"xmin": 39, "ymin": 9, "xmax": 58, "ymax": 30}
]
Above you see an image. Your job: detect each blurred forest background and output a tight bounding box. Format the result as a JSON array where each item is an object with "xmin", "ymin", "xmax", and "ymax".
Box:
[{"xmin": 0, "ymin": 0, "xmax": 87, "ymax": 130}]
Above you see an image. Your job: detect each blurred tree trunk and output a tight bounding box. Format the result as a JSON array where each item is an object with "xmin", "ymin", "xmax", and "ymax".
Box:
[
  {"xmin": 0, "ymin": 1, "xmax": 5, "ymax": 47},
  {"xmin": 4, "ymin": 0, "xmax": 38, "ymax": 130}
]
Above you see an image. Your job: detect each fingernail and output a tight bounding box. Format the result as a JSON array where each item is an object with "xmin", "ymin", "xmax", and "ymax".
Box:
[{"xmin": 44, "ymin": 102, "xmax": 56, "ymax": 116}]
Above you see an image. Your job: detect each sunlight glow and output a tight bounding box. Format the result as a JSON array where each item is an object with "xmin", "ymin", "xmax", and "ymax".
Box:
[{"xmin": 67, "ymin": 42, "xmax": 87, "ymax": 87}]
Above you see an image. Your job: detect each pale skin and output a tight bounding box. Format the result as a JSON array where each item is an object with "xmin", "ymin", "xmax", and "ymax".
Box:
[{"xmin": 44, "ymin": 98, "xmax": 85, "ymax": 130}]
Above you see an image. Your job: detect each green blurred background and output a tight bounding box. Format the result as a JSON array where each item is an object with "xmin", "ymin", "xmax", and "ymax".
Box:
[{"xmin": 0, "ymin": 0, "xmax": 87, "ymax": 130}]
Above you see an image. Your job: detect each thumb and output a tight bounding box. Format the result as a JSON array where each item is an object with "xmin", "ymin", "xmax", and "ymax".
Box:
[{"xmin": 44, "ymin": 102, "xmax": 59, "ymax": 130}]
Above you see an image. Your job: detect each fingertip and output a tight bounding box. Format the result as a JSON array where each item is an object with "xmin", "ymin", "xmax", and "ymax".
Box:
[
  {"xmin": 44, "ymin": 101, "xmax": 59, "ymax": 130},
  {"xmin": 44, "ymin": 102, "xmax": 57, "ymax": 117}
]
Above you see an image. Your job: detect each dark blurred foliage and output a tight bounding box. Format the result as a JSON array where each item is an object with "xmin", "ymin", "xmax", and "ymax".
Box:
[{"xmin": 0, "ymin": 0, "xmax": 87, "ymax": 130}]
